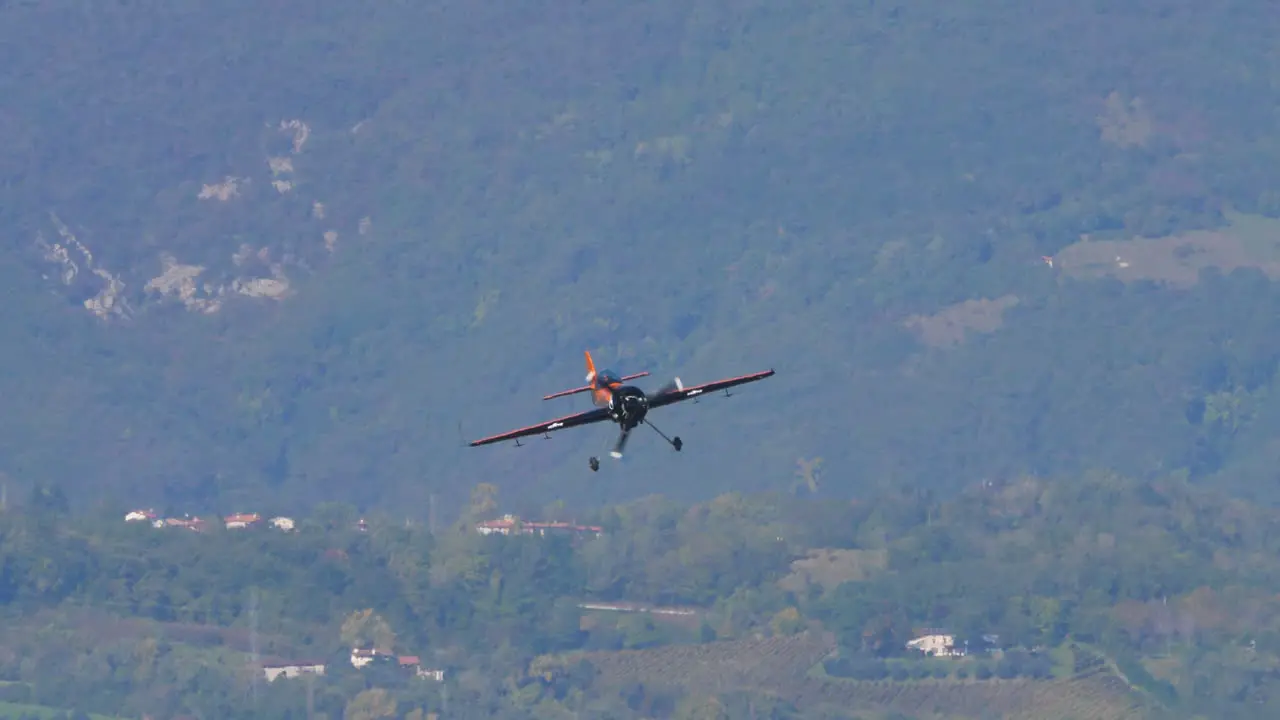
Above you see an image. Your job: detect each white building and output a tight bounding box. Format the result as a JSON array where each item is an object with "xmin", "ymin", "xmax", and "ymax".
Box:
[
  {"xmin": 224, "ymin": 513, "xmax": 261, "ymax": 530},
  {"xmin": 906, "ymin": 633, "xmax": 963, "ymax": 657},
  {"xmin": 350, "ymin": 647, "xmax": 389, "ymax": 668},
  {"xmin": 263, "ymin": 662, "xmax": 325, "ymax": 682}
]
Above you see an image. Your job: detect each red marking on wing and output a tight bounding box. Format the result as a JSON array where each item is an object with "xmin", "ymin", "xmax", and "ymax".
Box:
[{"xmin": 647, "ymin": 369, "xmax": 775, "ymax": 408}]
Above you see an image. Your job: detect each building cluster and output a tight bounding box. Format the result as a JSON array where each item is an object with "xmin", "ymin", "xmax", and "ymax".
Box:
[
  {"xmin": 906, "ymin": 632, "xmax": 966, "ymax": 658},
  {"xmin": 260, "ymin": 648, "xmax": 445, "ymax": 683},
  {"xmin": 474, "ymin": 513, "xmax": 603, "ymax": 538},
  {"xmin": 125, "ymin": 509, "xmax": 300, "ymax": 532},
  {"xmin": 905, "ymin": 630, "xmax": 1003, "ymax": 658},
  {"xmin": 577, "ymin": 601, "xmax": 698, "ymax": 617},
  {"xmin": 126, "ymin": 507, "xmax": 602, "ymax": 539},
  {"xmin": 350, "ymin": 648, "xmax": 445, "ymax": 681}
]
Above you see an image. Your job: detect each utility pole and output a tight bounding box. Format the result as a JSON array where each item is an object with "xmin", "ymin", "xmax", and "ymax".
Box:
[
  {"xmin": 305, "ymin": 674, "xmax": 315, "ymax": 719},
  {"xmin": 249, "ymin": 586, "xmax": 260, "ymax": 707},
  {"xmin": 429, "ymin": 493, "xmax": 438, "ymax": 536}
]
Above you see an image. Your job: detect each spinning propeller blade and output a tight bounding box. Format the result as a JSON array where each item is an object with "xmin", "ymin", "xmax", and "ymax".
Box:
[
  {"xmin": 647, "ymin": 376, "xmax": 683, "ymax": 400},
  {"xmin": 610, "ymin": 426, "xmax": 633, "ymax": 459}
]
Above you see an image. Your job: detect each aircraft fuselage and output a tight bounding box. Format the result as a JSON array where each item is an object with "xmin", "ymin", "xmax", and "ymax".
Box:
[{"xmin": 605, "ymin": 385, "xmax": 649, "ymax": 428}]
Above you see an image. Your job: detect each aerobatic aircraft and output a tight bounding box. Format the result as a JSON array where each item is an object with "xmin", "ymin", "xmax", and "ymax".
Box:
[{"xmin": 469, "ymin": 350, "xmax": 775, "ymax": 471}]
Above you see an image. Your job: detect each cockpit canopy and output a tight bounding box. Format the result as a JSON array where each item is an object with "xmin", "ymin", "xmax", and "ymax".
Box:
[{"xmin": 596, "ymin": 369, "xmax": 622, "ymax": 386}]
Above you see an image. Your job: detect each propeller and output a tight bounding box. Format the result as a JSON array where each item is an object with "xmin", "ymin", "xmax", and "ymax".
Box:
[
  {"xmin": 610, "ymin": 426, "xmax": 632, "ymax": 458},
  {"xmin": 647, "ymin": 376, "xmax": 683, "ymax": 400}
]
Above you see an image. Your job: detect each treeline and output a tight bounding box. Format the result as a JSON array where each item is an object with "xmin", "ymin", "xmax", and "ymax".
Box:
[{"xmin": 0, "ymin": 474, "xmax": 1278, "ymax": 717}]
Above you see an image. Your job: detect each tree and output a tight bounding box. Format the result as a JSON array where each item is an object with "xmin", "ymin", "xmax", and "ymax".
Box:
[
  {"xmin": 28, "ymin": 483, "xmax": 69, "ymax": 517},
  {"xmin": 470, "ymin": 483, "xmax": 498, "ymax": 518},
  {"xmin": 770, "ymin": 607, "xmax": 805, "ymax": 636},
  {"xmin": 340, "ymin": 609, "xmax": 396, "ymax": 653},
  {"xmin": 792, "ymin": 457, "xmax": 823, "ymax": 495},
  {"xmin": 674, "ymin": 694, "xmax": 730, "ymax": 720},
  {"xmin": 344, "ymin": 688, "xmax": 398, "ymax": 720}
]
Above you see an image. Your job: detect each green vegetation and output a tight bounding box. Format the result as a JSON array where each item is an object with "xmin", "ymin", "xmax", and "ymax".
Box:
[
  {"xmin": 4, "ymin": 1, "xmax": 1280, "ymax": 718},
  {"xmin": 0, "ymin": 473, "xmax": 1273, "ymax": 717},
  {"xmin": 0, "ymin": 701, "xmax": 123, "ymax": 720},
  {"xmin": 1, "ymin": 2, "xmax": 1280, "ymax": 514}
]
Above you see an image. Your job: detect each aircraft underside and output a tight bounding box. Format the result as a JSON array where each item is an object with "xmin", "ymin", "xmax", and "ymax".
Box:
[
  {"xmin": 467, "ymin": 350, "xmax": 773, "ymax": 472},
  {"xmin": 588, "ymin": 384, "xmax": 683, "ymax": 471}
]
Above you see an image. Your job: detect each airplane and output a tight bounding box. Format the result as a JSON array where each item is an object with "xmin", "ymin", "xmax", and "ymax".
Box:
[{"xmin": 469, "ymin": 350, "xmax": 775, "ymax": 471}]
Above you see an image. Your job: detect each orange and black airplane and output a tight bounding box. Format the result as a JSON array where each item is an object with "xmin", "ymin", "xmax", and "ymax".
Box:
[{"xmin": 469, "ymin": 350, "xmax": 775, "ymax": 471}]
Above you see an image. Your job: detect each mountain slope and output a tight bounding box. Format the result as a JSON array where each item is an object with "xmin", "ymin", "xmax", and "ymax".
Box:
[{"xmin": 3, "ymin": 1, "xmax": 1280, "ymax": 514}]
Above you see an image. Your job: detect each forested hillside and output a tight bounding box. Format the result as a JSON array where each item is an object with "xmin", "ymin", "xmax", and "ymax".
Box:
[
  {"xmin": 2, "ymin": 2, "xmax": 1280, "ymax": 514},
  {"xmin": 0, "ymin": 473, "xmax": 1278, "ymax": 718}
]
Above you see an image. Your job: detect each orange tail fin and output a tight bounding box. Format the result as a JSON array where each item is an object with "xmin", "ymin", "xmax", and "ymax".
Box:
[{"xmin": 542, "ymin": 350, "xmax": 598, "ymax": 401}]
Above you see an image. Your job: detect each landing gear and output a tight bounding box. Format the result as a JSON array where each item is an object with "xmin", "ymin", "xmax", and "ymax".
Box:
[
  {"xmin": 646, "ymin": 420, "xmax": 683, "ymax": 452},
  {"xmin": 590, "ymin": 421, "xmax": 681, "ymax": 470}
]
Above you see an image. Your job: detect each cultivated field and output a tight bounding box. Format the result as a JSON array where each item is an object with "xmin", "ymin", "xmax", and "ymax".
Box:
[
  {"xmin": 564, "ymin": 631, "xmax": 838, "ymax": 693},
  {"xmin": 789, "ymin": 666, "xmax": 1149, "ymax": 720},
  {"xmin": 551, "ymin": 632, "xmax": 1154, "ymax": 719}
]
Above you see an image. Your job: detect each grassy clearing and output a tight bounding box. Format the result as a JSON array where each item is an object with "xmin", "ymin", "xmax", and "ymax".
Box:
[
  {"xmin": 559, "ymin": 633, "xmax": 1154, "ymax": 719},
  {"xmin": 1054, "ymin": 211, "xmax": 1280, "ymax": 287}
]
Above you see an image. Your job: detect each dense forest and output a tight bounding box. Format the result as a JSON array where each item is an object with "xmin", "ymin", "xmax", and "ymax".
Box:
[
  {"xmin": 0, "ymin": 473, "xmax": 1277, "ymax": 718},
  {"xmin": 1, "ymin": 2, "xmax": 1280, "ymax": 514},
  {"xmin": 5, "ymin": 1, "xmax": 1280, "ymax": 718}
]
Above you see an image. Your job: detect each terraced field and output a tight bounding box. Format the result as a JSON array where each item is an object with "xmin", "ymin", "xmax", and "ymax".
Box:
[
  {"xmin": 565, "ymin": 631, "xmax": 838, "ymax": 693},
  {"xmin": 552, "ymin": 633, "xmax": 1154, "ymax": 719},
  {"xmin": 789, "ymin": 666, "xmax": 1150, "ymax": 720}
]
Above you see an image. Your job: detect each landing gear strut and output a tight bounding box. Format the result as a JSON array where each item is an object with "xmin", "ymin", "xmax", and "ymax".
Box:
[
  {"xmin": 589, "ymin": 420, "xmax": 682, "ymax": 471},
  {"xmin": 646, "ymin": 420, "xmax": 683, "ymax": 452}
]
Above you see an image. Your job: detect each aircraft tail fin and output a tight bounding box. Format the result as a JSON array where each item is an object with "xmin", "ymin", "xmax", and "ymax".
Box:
[
  {"xmin": 542, "ymin": 350, "xmax": 649, "ymax": 400},
  {"xmin": 542, "ymin": 350, "xmax": 598, "ymax": 401}
]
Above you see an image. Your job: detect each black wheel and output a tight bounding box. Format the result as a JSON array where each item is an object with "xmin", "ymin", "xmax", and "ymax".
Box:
[
  {"xmin": 589, "ymin": 456, "xmax": 600, "ymax": 472},
  {"xmin": 672, "ymin": 437, "xmax": 683, "ymax": 451}
]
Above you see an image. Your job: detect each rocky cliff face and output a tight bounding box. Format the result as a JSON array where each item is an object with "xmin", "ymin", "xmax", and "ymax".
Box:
[{"xmin": 31, "ymin": 119, "xmax": 376, "ymax": 323}]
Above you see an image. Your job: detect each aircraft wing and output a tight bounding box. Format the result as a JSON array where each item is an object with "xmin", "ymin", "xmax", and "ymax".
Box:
[
  {"xmin": 647, "ymin": 369, "xmax": 775, "ymax": 409},
  {"xmin": 469, "ymin": 407, "xmax": 612, "ymax": 447}
]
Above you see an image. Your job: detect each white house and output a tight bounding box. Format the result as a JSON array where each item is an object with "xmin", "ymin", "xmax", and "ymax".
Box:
[
  {"xmin": 906, "ymin": 633, "xmax": 962, "ymax": 657},
  {"xmin": 350, "ymin": 648, "xmax": 444, "ymax": 681},
  {"xmin": 263, "ymin": 662, "xmax": 325, "ymax": 682},
  {"xmin": 417, "ymin": 667, "xmax": 445, "ymax": 681},
  {"xmin": 224, "ymin": 513, "xmax": 261, "ymax": 530},
  {"xmin": 350, "ymin": 647, "xmax": 391, "ymax": 668}
]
